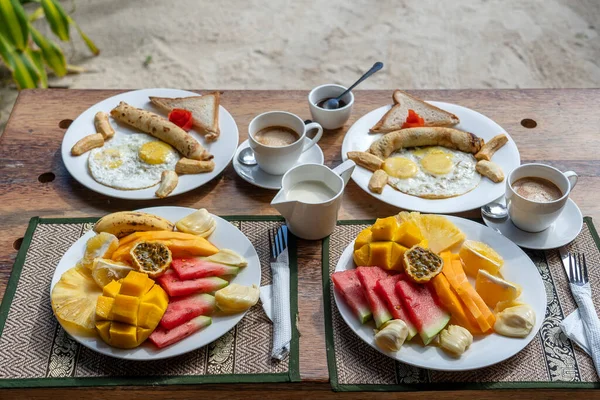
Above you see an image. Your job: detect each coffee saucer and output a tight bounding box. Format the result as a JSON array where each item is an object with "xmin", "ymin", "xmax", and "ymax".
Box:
[
  {"xmin": 233, "ymin": 138, "xmax": 324, "ymax": 190},
  {"xmin": 481, "ymin": 197, "xmax": 583, "ymax": 250}
]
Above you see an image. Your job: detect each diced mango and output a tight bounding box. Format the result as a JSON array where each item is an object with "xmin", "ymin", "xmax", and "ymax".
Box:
[
  {"xmin": 369, "ymin": 242, "xmax": 393, "ymax": 269},
  {"xmin": 354, "ymin": 228, "xmax": 373, "ymax": 251},
  {"xmin": 371, "ymin": 217, "xmax": 398, "ymax": 242},
  {"xmin": 142, "ymin": 285, "xmax": 169, "ymax": 311},
  {"xmin": 391, "ymin": 242, "xmax": 408, "ymax": 270},
  {"xmin": 393, "ymin": 220, "xmax": 424, "ymax": 248},
  {"xmin": 95, "ymin": 296, "xmax": 115, "ymax": 321},
  {"xmin": 103, "ymin": 280, "xmax": 121, "ymax": 298},
  {"xmin": 120, "ymin": 271, "xmax": 149, "ymax": 297},
  {"xmin": 353, "ymin": 244, "xmax": 371, "ymax": 266},
  {"xmin": 109, "ymin": 322, "xmax": 138, "ymax": 349},
  {"xmin": 138, "ymin": 302, "xmax": 164, "ymax": 329},
  {"xmin": 112, "ymin": 294, "xmax": 140, "ymax": 326},
  {"xmin": 136, "ymin": 327, "xmax": 153, "ymax": 345},
  {"xmin": 142, "ymin": 278, "xmax": 155, "ymax": 295},
  {"xmin": 96, "ymin": 320, "xmax": 111, "ymax": 343}
]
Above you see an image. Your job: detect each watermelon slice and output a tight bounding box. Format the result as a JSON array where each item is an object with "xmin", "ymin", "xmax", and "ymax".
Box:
[
  {"xmin": 171, "ymin": 258, "xmax": 239, "ymax": 280},
  {"xmin": 375, "ymin": 275, "xmax": 418, "ymax": 339},
  {"xmin": 160, "ymin": 293, "xmax": 216, "ymax": 330},
  {"xmin": 395, "ymin": 276, "xmax": 450, "ymax": 345},
  {"xmin": 157, "ymin": 269, "xmax": 228, "ymax": 297},
  {"xmin": 149, "ymin": 315, "xmax": 212, "ymax": 348},
  {"xmin": 356, "ymin": 266, "xmax": 393, "ymax": 328},
  {"xmin": 331, "ymin": 269, "xmax": 372, "ymax": 324}
]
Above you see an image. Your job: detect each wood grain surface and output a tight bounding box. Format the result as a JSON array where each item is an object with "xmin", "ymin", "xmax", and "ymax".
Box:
[{"xmin": 1, "ymin": 88, "xmax": 599, "ymax": 398}]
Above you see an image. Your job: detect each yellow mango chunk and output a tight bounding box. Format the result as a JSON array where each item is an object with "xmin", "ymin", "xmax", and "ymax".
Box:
[
  {"xmin": 371, "ymin": 217, "xmax": 398, "ymax": 242},
  {"xmin": 138, "ymin": 302, "xmax": 164, "ymax": 329},
  {"xmin": 109, "ymin": 322, "xmax": 139, "ymax": 349},
  {"xmin": 393, "ymin": 220, "xmax": 424, "ymax": 248},
  {"xmin": 96, "ymin": 320, "xmax": 111, "ymax": 343},
  {"xmin": 103, "ymin": 280, "xmax": 121, "ymax": 298},
  {"xmin": 95, "ymin": 296, "xmax": 115, "ymax": 321},
  {"xmin": 353, "ymin": 244, "xmax": 371, "ymax": 266},
  {"xmin": 142, "ymin": 285, "xmax": 169, "ymax": 311},
  {"xmin": 369, "ymin": 242, "xmax": 393, "ymax": 269},
  {"xmin": 354, "ymin": 228, "xmax": 373, "ymax": 251},
  {"xmin": 136, "ymin": 327, "xmax": 153, "ymax": 345},
  {"xmin": 112, "ymin": 294, "xmax": 140, "ymax": 326},
  {"xmin": 120, "ymin": 271, "xmax": 150, "ymax": 297},
  {"xmin": 391, "ymin": 243, "xmax": 408, "ymax": 270}
]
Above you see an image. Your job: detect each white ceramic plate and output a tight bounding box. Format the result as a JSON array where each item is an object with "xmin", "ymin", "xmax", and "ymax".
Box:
[
  {"xmin": 341, "ymin": 102, "xmax": 521, "ymax": 213},
  {"xmin": 333, "ymin": 216, "xmax": 546, "ymax": 371},
  {"xmin": 50, "ymin": 206, "xmax": 261, "ymax": 360},
  {"xmin": 61, "ymin": 89, "xmax": 239, "ymax": 199}
]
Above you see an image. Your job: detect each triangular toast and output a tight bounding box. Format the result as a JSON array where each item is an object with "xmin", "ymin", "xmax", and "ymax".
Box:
[
  {"xmin": 149, "ymin": 92, "xmax": 220, "ymax": 141},
  {"xmin": 371, "ymin": 90, "xmax": 459, "ymax": 133}
]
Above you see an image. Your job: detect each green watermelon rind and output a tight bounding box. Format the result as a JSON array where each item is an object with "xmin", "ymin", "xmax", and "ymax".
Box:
[
  {"xmin": 356, "ymin": 267, "xmax": 393, "ymax": 329},
  {"xmin": 332, "ymin": 270, "xmax": 373, "ymax": 324}
]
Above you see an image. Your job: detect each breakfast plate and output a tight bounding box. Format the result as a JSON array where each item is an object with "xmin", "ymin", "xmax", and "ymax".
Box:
[
  {"xmin": 50, "ymin": 206, "xmax": 261, "ymax": 360},
  {"xmin": 332, "ymin": 216, "xmax": 546, "ymax": 371},
  {"xmin": 341, "ymin": 102, "xmax": 521, "ymax": 213},
  {"xmin": 61, "ymin": 88, "xmax": 239, "ymax": 200}
]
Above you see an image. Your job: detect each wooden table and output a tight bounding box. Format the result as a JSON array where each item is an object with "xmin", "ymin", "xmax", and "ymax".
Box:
[{"xmin": 1, "ymin": 89, "xmax": 599, "ymax": 399}]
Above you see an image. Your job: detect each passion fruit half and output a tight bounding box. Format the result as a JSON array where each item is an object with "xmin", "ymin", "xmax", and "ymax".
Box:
[
  {"xmin": 130, "ymin": 241, "xmax": 172, "ymax": 278},
  {"xmin": 404, "ymin": 245, "xmax": 443, "ymax": 283}
]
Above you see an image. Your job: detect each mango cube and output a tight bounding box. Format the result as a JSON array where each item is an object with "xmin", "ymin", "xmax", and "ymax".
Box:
[
  {"xmin": 142, "ymin": 285, "xmax": 169, "ymax": 310},
  {"xmin": 393, "ymin": 220, "xmax": 424, "ymax": 248},
  {"xmin": 103, "ymin": 280, "xmax": 121, "ymax": 298},
  {"xmin": 354, "ymin": 228, "xmax": 373, "ymax": 251},
  {"xmin": 138, "ymin": 302, "xmax": 164, "ymax": 329},
  {"xmin": 136, "ymin": 327, "xmax": 153, "ymax": 344},
  {"xmin": 353, "ymin": 244, "xmax": 371, "ymax": 266},
  {"xmin": 120, "ymin": 271, "xmax": 150, "ymax": 297},
  {"xmin": 391, "ymin": 243, "xmax": 408, "ymax": 270},
  {"xmin": 369, "ymin": 242, "xmax": 393, "ymax": 269},
  {"xmin": 109, "ymin": 322, "xmax": 138, "ymax": 349},
  {"xmin": 371, "ymin": 217, "xmax": 398, "ymax": 242},
  {"xmin": 96, "ymin": 320, "xmax": 111, "ymax": 343},
  {"xmin": 95, "ymin": 296, "xmax": 115, "ymax": 321},
  {"xmin": 112, "ymin": 294, "xmax": 140, "ymax": 326}
]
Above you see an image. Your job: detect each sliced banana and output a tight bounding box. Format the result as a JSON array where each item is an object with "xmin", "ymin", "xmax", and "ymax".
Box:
[{"xmin": 175, "ymin": 208, "xmax": 216, "ymax": 237}]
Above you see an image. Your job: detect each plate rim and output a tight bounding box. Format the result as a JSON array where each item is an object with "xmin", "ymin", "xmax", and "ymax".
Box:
[
  {"xmin": 49, "ymin": 206, "xmax": 261, "ymax": 360},
  {"xmin": 60, "ymin": 88, "xmax": 239, "ymax": 200},
  {"xmin": 331, "ymin": 215, "xmax": 547, "ymax": 371}
]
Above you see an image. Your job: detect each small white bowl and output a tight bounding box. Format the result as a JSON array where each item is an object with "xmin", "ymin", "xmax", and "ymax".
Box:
[{"xmin": 308, "ymin": 84, "xmax": 354, "ymax": 130}]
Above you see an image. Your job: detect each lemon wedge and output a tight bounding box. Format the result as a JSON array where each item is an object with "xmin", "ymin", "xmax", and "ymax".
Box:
[
  {"xmin": 475, "ymin": 269, "xmax": 521, "ymax": 308},
  {"xmin": 215, "ymin": 283, "xmax": 259, "ymax": 313},
  {"xmin": 459, "ymin": 240, "xmax": 503, "ymax": 277},
  {"xmin": 91, "ymin": 258, "xmax": 134, "ymax": 288}
]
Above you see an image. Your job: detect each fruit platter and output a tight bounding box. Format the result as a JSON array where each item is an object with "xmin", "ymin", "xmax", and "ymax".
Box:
[
  {"xmin": 332, "ymin": 212, "xmax": 547, "ymax": 371},
  {"xmin": 50, "ymin": 206, "xmax": 261, "ymax": 360}
]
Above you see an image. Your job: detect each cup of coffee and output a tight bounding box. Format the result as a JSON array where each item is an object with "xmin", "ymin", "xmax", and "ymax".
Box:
[
  {"xmin": 506, "ymin": 163, "xmax": 578, "ymax": 232},
  {"xmin": 308, "ymin": 84, "xmax": 354, "ymax": 130},
  {"xmin": 248, "ymin": 111, "xmax": 323, "ymax": 175}
]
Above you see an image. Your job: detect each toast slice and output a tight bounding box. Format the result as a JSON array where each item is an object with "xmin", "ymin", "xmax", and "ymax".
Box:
[
  {"xmin": 149, "ymin": 92, "xmax": 220, "ymax": 141},
  {"xmin": 371, "ymin": 90, "xmax": 459, "ymax": 133}
]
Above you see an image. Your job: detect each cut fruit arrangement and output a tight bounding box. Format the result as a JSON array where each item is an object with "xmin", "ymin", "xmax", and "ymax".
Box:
[
  {"xmin": 51, "ymin": 209, "xmax": 259, "ymax": 351},
  {"xmin": 333, "ymin": 212, "xmax": 536, "ymax": 358}
]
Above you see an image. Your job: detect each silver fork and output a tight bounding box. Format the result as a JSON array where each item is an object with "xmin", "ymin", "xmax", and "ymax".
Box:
[
  {"xmin": 268, "ymin": 225, "xmax": 288, "ymax": 262},
  {"xmin": 568, "ymin": 252, "xmax": 588, "ymax": 286}
]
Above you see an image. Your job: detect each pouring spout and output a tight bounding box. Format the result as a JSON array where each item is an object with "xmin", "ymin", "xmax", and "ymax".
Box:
[
  {"xmin": 270, "ymin": 188, "xmax": 296, "ymax": 217},
  {"xmin": 333, "ymin": 160, "xmax": 356, "ymax": 187}
]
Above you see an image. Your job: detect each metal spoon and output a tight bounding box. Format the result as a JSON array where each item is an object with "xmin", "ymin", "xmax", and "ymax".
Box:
[
  {"xmin": 481, "ymin": 202, "xmax": 508, "ymax": 220},
  {"xmin": 322, "ymin": 62, "xmax": 384, "ymax": 110}
]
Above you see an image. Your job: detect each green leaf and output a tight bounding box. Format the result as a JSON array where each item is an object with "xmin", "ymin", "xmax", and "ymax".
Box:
[
  {"xmin": 69, "ymin": 17, "xmax": 99, "ymax": 56},
  {"xmin": 0, "ymin": 34, "xmax": 15, "ymax": 66},
  {"xmin": 30, "ymin": 26, "xmax": 67, "ymax": 76},
  {"xmin": 28, "ymin": 6, "xmax": 44, "ymax": 22},
  {"xmin": 0, "ymin": 0, "xmax": 30, "ymax": 50},
  {"xmin": 11, "ymin": 50, "xmax": 42, "ymax": 89},
  {"xmin": 26, "ymin": 47, "xmax": 47, "ymax": 87},
  {"xmin": 41, "ymin": 0, "xmax": 70, "ymax": 41}
]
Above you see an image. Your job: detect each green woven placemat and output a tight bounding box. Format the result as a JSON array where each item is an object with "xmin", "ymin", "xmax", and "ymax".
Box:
[
  {"xmin": 0, "ymin": 216, "xmax": 300, "ymax": 388},
  {"xmin": 323, "ymin": 217, "xmax": 600, "ymax": 392}
]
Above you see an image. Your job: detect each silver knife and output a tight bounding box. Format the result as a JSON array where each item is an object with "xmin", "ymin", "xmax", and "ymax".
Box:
[{"xmin": 558, "ymin": 246, "xmax": 571, "ymax": 278}]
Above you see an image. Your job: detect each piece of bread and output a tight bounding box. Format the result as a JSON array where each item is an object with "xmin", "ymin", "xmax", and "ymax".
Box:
[
  {"xmin": 149, "ymin": 92, "xmax": 221, "ymax": 141},
  {"xmin": 371, "ymin": 90, "xmax": 459, "ymax": 133}
]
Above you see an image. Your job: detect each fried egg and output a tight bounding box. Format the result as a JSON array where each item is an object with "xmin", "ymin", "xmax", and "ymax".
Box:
[
  {"xmin": 382, "ymin": 146, "xmax": 480, "ymax": 198},
  {"xmin": 88, "ymin": 133, "xmax": 180, "ymax": 190}
]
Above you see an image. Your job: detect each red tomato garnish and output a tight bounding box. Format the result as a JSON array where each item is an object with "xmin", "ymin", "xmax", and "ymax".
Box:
[
  {"xmin": 168, "ymin": 108, "xmax": 194, "ymax": 131},
  {"xmin": 401, "ymin": 109, "xmax": 425, "ymax": 129}
]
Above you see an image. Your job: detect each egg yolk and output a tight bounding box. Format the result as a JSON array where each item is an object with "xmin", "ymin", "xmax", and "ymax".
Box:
[
  {"xmin": 95, "ymin": 148, "xmax": 123, "ymax": 169},
  {"xmin": 420, "ymin": 149, "xmax": 454, "ymax": 175},
  {"xmin": 383, "ymin": 157, "xmax": 418, "ymax": 179},
  {"xmin": 138, "ymin": 141, "xmax": 174, "ymax": 165}
]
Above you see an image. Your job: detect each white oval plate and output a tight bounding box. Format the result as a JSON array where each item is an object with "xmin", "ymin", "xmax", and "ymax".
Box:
[
  {"xmin": 50, "ymin": 206, "xmax": 261, "ymax": 360},
  {"xmin": 333, "ymin": 216, "xmax": 546, "ymax": 371},
  {"xmin": 61, "ymin": 88, "xmax": 239, "ymax": 200},
  {"xmin": 341, "ymin": 102, "xmax": 521, "ymax": 213}
]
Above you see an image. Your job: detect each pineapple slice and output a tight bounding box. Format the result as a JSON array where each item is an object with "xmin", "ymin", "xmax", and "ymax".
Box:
[
  {"xmin": 51, "ymin": 265, "xmax": 102, "ymax": 335},
  {"xmin": 411, "ymin": 214, "xmax": 465, "ymax": 254}
]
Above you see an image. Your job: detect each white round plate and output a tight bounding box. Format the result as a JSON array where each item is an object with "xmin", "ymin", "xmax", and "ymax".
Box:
[
  {"xmin": 233, "ymin": 138, "xmax": 324, "ymax": 190},
  {"xmin": 50, "ymin": 206, "xmax": 261, "ymax": 360},
  {"xmin": 482, "ymin": 197, "xmax": 583, "ymax": 250},
  {"xmin": 61, "ymin": 88, "xmax": 239, "ymax": 199},
  {"xmin": 341, "ymin": 102, "xmax": 521, "ymax": 213},
  {"xmin": 333, "ymin": 216, "xmax": 546, "ymax": 371}
]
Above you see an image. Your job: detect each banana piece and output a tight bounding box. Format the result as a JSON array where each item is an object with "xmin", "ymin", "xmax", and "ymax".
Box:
[
  {"xmin": 94, "ymin": 111, "xmax": 115, "ymax": 139},
  {"xmin": 71, "ymin": 133, "xmax": 104, "ymax": 156},
  {"xmin": 155, "ymin": 170, "xmax": 179, "ymax": 198},
  {"xmin": 94, "ymin": 211, "xmax": 175, "ymax": 238}
]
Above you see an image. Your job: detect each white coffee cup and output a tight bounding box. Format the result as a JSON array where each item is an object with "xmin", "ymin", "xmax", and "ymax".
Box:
[
  {"xmin": 308, "ymin": 84, "xmax": 354, "ymax": 130},
  {"xmin": 248, "ymin": 111, "xmax": 323, "ymax": 176},
  {"xmin": 506, "ymin": 163, "xmax": 578, "ymax": 232}
]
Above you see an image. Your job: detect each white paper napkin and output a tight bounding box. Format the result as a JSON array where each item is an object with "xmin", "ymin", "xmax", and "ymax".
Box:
[
  {"xmin": 260, "ymin": 248, "xmax": 291, "ymax": 360},
  {"xmin": 560, "ymin": 282, "xmax": 600, "ymax": 377}
]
